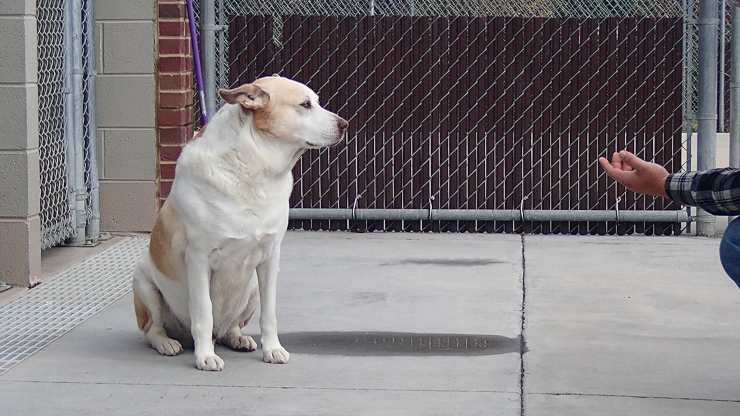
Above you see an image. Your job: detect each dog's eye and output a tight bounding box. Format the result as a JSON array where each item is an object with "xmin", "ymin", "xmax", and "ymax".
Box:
[{"xmin": 300, "ymin": 100, "xmax": 312, "ymax": 109}]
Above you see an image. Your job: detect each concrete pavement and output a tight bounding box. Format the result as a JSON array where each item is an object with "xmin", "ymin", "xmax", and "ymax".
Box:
[
  {"xmin": 1, "ymin": 232, "xmax": 739, "ymax": 415},
  {"xmin": 524, "ymin": 235, "xmax": 740, "ymax": 415}
]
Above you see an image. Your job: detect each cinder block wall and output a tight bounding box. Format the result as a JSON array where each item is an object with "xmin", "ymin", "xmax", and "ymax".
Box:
[
  {"xmin": 95, "ymin": 0, "xmax": 157, "ymax": 231},
  {"xmin": 0, "ymin": 0, "xmax": 41, "ymax": 287}
]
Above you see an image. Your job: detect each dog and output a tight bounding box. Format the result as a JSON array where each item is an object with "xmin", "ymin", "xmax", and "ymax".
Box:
[{"xmin": 132, "ymin": 75, "xmax": 348, "ymax": 371}]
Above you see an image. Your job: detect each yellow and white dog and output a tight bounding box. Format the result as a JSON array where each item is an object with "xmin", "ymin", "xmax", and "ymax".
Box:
[{"xmin": 132, "ymin": 76, "xmax": 347, "ymax": 371}]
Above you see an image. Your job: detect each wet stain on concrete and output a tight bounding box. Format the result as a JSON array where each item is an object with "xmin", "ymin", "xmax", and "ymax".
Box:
[
  {"xmin": 278, "ymin": 331, "xmax": 523, "ymax": 356},
  {"xmin": 384, "ymin": 258, "xmax": 506, "ymax": 267}
]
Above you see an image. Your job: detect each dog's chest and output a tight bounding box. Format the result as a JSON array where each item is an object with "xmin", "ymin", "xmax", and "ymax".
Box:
[{"xmin": 208, "ymin": 232, "xmax": 278, "ymax": 272}]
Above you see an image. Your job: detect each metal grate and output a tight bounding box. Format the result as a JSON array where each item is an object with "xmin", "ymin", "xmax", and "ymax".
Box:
[
  {"xmin": 0, "ymin": 237, "xmax": 147, "ymax": 375},
  {"xmin": 38, "ymin": 0, "xmax": 74, "ymax": 249}
]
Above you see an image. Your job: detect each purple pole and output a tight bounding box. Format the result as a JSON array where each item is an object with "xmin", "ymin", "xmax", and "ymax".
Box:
[{"xmin": 186, "ymin": 0, "xmax": 208, "ymax": 124}]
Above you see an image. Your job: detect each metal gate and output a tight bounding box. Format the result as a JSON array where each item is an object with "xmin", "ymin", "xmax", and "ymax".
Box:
[
  {"xmin": 197, "ymin": 0, "xmax": 695, "ymax": 235},
  {"xmin": 37, "ymin": 0, "xmax": 99, "ymax": 249}
]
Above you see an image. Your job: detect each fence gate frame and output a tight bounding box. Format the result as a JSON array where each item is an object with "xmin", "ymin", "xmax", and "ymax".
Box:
[
  {"xmin": 196, "ymin": 0, "xmax": 705, "ymax": 235},
  {"xmin": 38, "ymin": 0, "xmax": 99, "ymax": 249}
]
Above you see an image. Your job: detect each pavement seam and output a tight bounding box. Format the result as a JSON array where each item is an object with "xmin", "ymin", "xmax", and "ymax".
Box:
[
  {"xmin": 519, "ymin": 234, "xmax": 528, "ymax": 416},
  {"xmin": 528, "ymin": 391, "xmax": 740, "ymax": 404},
  {"xmin": 0, "ymin": 379, "xmax": 519, "ymax": 394}
]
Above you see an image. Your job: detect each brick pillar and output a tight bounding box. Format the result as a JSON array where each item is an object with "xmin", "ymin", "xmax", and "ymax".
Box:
[{"xmin": 157, "ymin": 0, "xmax": 195, "ymax": 206}]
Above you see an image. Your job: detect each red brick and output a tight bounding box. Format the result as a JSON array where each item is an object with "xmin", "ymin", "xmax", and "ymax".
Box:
[
  {"xmin": 160, "ymin": 90, "xmax": 193, "ymax": 108},
  {"xmin": 159, "ymin": 145, "xmax": 183, "ymax": 162},
  {"xmin": 158, "ymin": 56, "xmax": 191, "ymax": 73},
  {"xmin": 159, "ymin": 3, "xmax": 186, "ymax": 18},
  {"xmin": 159, "ymin": 163, "xmax": 177, "ymax": 180},
  {"xmin": 159, "ymin": 125, "xmax": 192, "ymax": 145},
  {"xmin": 159, "ymin": 73, "xmax": 192, "ymax": 90},
  {"xmin": 159, "ymin": 20, "xmax": 188, "ymax": 37},
  {"xmin": 159, "ymin": 37, "xmax": 190, "ymax": 55},
  {"xmin": 159, "ymin": 180, "xmax": 173, "ymax": 198},
  {"xmin": 159, "ymin": 107, "xmax": 192, "ymax": 126}
]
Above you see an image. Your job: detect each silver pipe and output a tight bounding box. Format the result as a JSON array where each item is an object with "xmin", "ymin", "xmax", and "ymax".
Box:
[
  {"xmin": 63, "ymin": 0, "xmax": 76, "ymax": 242},
  {"xmin": 730, "ymin": 0, "xmax": 740, "ymax": 224},
  {"xmin": 720, "ymin": 0, "xmax": 726, "ymax": 131},
  {"xmin": 203, "ymin": 0, "xmax": 217, "ymax": 116},
  {"xmin": 85, "ymin": 0, "xmax": 100, "ymax": 243},
  {"xmin": 731, "ymin": 0, "xmax": 740, "ymax": 169},
  {"xmin": 289, "ymin": 209, "xmax": 691, "ymax": 223},
  {"xmin": 697, "ymin": 0, "xmax": 720, "ymax": 236},
  {"xmin": 685, "ymin": 120, "xmax": 695, "ymax": 234},
  {"xmin": 68, "ymin": 0, "xmax": 86, "ymax": 245},
  {"xmin": 683, "ymin": 0, "xmax": 693, "ymax": 234}
]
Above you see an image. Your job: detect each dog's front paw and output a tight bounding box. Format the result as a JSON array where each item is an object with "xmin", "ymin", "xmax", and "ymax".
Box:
[
  {"xmin": 195, "ymin": 353, "xmax": 225, "ymax": 371},
  {"xmin": 263, "ymin": 346, "xmax": 290, "ymax": 364}
]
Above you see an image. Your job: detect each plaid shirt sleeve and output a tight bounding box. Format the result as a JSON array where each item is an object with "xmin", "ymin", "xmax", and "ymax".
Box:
[{"xmin": 665, "ymin": 168, "xmax": 740, "ymax": 216}]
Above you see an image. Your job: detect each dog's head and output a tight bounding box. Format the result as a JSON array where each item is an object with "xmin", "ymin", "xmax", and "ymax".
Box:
[{"xmin": 218, "ymin": 76, "xmax": 348, "ymax": 149}]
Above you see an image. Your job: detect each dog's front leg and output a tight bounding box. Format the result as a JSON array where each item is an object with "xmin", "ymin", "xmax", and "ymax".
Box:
[
  {"xmin": 187, "ymin": 248, "xmax": 224, "ymax": 371},
  {"xmin": 257, "ymin": 246, "xmax": 289, "ymax": 364}
]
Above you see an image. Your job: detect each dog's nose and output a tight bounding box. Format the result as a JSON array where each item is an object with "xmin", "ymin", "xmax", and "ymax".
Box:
[{"xmin": 337, "ymin": 117, "xmax": 349, "ymax": 131}]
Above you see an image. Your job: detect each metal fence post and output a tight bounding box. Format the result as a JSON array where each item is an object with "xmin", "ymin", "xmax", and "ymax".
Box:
[
  {"xmin": 697, "ymin": 0, "xmax": 720, "ymax": 236},
  {"xmin": 729, "ymin": 0, "xmax": 740, "ymax": 224},
  {"xmin": 85, "ymin": 0, "xmax": 100, "ymax": 243},
  {"xmin": 720, "ymin": 0, "xmax": 726, "ymax": 131},
  {"xmin": 732, "ymin": 1, "xmax": 740, "ymax": 169},
  {"xmin": 65, "ymin": 0, "xmax": 86, "ymax": 245},
  {"xmin": 202, "ymin": 0, "xmax": 218, "ymax": 117},
  {"xmin": 683, "ymin": 0, "xmax": 694, "ymax": 234},
  {"xmin": 63, "ymin": 0, "xmax": 74, "ymax": 240}
]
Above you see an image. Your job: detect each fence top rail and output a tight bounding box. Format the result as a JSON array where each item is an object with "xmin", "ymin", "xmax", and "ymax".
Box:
[{"xmin": 223, "ymin": 0, "xmax": 683, "ymax": 18}]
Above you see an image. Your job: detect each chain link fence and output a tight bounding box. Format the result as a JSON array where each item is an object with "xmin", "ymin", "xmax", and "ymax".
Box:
[
  {"xmin": 38, "ymin": 0, "xmax": 74, "ymax": 248},
  {"xmin": 37, "ymin": 0, "xmax": 99, "ymax": 249},
  {"xmin": 197, "ymin": 0, "xmax": 696, "ymax": 235}
]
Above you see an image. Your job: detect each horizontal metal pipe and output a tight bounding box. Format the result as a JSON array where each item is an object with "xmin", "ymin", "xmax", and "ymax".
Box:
[{"xmin": 289, "ymin": 209, "xmax": 691, "ymax": 223}]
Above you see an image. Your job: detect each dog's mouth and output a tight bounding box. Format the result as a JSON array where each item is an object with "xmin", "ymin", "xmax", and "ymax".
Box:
[{"xmin": 305, "ymin": 136, "xmax": 344, "ymax": 149}]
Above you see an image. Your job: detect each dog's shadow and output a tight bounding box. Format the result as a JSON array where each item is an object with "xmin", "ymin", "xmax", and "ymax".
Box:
[{"xmin": 271, "ymin": 331, "xmax": 523, "ymax": 356}]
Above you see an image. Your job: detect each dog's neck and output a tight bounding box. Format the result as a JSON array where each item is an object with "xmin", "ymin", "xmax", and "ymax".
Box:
[{"xmin": 198, "ymin": 104, "xmax": 304, "ymax": 182}]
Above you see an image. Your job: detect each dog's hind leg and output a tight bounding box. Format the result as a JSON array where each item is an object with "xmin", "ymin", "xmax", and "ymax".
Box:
[
  {"xmin": 218, "ymin": 326, "xmax": 257, "ymax": 352},
  {"xmin": 133, "ymin": 264, "xmax": 183, "ymax": 356},
  {"xmin": 217, "ymin": 277, "xmax": 259, "ymax": 352}
]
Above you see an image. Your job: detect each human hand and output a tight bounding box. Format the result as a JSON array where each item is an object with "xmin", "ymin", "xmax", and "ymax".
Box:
[{"xmin": 598, "ymin": 150, "xmax": 669, "ymax": 198}]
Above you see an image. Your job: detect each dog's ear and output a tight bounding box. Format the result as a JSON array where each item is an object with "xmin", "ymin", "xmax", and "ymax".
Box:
[{"xmin": 218, "ymin": 84, "xmax": 269, "ymax": 111}]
